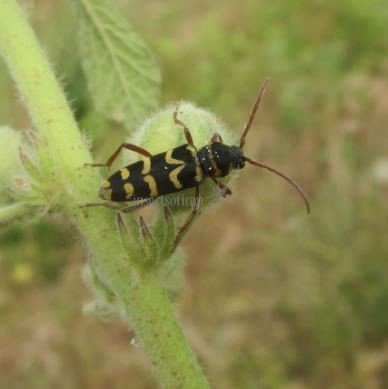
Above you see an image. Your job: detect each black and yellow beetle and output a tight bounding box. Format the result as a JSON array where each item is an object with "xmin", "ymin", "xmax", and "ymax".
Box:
[{"xmin": 84, "ymin": 79, "xmax": 310, "ymax": 250}]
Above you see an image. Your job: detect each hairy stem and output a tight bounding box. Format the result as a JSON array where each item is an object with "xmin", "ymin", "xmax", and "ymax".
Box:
[{"xmin": 0, "ymin": 1, "xmax": 208, "ymax": 387}]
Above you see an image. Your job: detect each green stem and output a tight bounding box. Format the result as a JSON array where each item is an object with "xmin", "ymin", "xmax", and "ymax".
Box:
[{"xmin": 0, "ymin": 1, "xmax": 208, "ymax": 387}]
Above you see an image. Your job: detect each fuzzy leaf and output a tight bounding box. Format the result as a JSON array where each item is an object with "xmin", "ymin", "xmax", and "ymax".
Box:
[
  {"xmin": 77, "ymin": 0, "xmax": 161, "ymax": 129},
  {"xmin": 0, "ymin": 126, "xmax": 23, "ymax": 188},
  {"xmin": 0, "ymin": 202, "xmax": 31, "ymax": 225}
]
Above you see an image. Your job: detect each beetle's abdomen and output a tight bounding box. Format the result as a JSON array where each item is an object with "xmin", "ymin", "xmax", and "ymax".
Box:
[{"xmin": 99, "ymin": 144, "xmax": 204, "ymax": 202}]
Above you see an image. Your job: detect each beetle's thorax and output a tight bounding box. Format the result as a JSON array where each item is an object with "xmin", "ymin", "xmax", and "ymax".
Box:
[{"xmin": 198, "ymin": 142, "xmax": 245, "ymax": 178}]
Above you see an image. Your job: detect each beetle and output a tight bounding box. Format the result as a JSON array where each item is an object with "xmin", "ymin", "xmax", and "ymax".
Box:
[{"xmin": 83, "ymin": 79, "xmax": 310, "ymax": 250}]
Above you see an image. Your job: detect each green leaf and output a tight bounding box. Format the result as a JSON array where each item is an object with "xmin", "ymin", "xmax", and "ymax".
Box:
[
  {"xmin": 0, "ymin": 126, "xmax": 23, "ymax": 188},
  {"xmin": 0, "ymin": 202, "xmax": 31, "ymax": 225},
  {"xmin": 0, "ymin": 126, "xmax": 26, "ymax": 203},
  {"xmin": 77, "ymin": 0, "xmax": 161, "ymax": 130}
]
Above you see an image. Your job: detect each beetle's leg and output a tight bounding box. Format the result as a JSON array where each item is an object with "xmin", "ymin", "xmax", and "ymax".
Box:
[
  {"xmin": 80, "ymin": 198, "xmax": 154, "ymax": 212},
  {"xmin": 211, "ymin": 132, "xmax": 223, "ymax": 143},
  {"xmin": 85, "ymin": 143, "xmax": 152, "ymax": 169},
  {"xmin": 171, "ymin": 186, "xmax": 201, "ymax": 253},
  {"xmin": 120, "ymin": 198, "xmax": 155, "ymax": 213},
  {"xmin": 79, "ymin": 202, "xmax": 123, "ymax": 210},
  {"xmin": 173, "ymin": 105, "xmax": 194, "ymax": 145},
  {"xmin": 211, "ymin": 177, "xmax": 232, "ymax": 197}
]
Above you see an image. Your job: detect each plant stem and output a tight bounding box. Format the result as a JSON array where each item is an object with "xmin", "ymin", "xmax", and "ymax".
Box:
[{"xmin": 0, "ymin": 1, "xmax": 208, "ymax": 387}]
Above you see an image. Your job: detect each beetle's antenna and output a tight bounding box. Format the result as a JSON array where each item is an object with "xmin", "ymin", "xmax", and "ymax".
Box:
[
  {"xmin": 240, "ymin": 78, "xmax": 270, "ymax": 149},
  {"xmin": 244, "ymin": 156, "xmax": 310, "ymax": 213}
]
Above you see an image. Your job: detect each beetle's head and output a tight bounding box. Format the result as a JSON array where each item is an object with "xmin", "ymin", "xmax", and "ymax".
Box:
[{"xmin": 229, "ymin": 145, "xmax": 245, "ymax": 170}]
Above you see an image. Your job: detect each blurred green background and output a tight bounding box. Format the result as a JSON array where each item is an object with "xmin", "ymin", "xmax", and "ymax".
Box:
[{"xmin": 1, "ymin": 0, "xmax": 388, "ymax": 388}]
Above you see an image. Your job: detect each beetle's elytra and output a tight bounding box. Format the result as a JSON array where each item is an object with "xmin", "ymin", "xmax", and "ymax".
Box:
[
  {"xmin": 99, "ymin": 144, "xmax": 202, "ymax": 202},
  {"xmin": 83, "ymin": 79, "xmax": 310, "ymax": 251}
]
